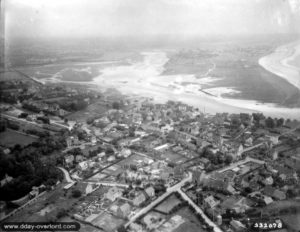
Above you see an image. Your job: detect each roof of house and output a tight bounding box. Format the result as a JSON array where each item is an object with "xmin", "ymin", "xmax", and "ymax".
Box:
[{"xmin": 263, "ymin": 186, "xmax": 276, "ymax": 196}]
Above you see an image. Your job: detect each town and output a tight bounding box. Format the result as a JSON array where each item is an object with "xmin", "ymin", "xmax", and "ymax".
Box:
[{"xmin": 1, "ymin": 72, "xmax": 300, "ymax": 232}]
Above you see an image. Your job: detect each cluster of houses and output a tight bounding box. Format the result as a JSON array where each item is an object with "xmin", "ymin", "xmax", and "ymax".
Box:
[{"xmin": 73, "ymin": 185, "xmax": 156, "ymax": 227}]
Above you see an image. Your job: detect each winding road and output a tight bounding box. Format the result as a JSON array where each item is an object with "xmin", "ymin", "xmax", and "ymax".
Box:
[{"xmin": 58, "ymin": 167, "xmax": 74, "ymax": 183}]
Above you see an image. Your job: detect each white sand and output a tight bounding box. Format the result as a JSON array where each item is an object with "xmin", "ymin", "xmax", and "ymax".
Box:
[
  {"xmin": 259, "ymin": 40, "xmax": 300, "ymax": 90},
  {"xmin": 43, "ymin": 48, "xmax": 300, "ymax": 119}
]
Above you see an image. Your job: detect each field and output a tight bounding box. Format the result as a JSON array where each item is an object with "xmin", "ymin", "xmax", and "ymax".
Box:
[
  {"xmin": 4, "ymin": 183, "xmax": 80, "ymax": 223},
  {"xmin": 142, "ymin": 211, "xmax": 166, "ymax": 229},
  {"xmin": 66, "ymin": 100, "xmax": 108, "ymax": 122},
  {"xmin": 118, "ymin": 153, "xmax": 151, "ymax": 166},
  {"xmin": 174, "ymin": 206, "xmax": 206, "ymax": 232},
  {"xmin": 262, "ymin": 200, "xmax": 300, "ymax": 231},
  {"xmin": 60, "ymin": 216, "xmax": 103, "ymax": 232},
  {"xmin": 101, "ymin": 164, "xmax": 123, "ymax": 176},
  {"xmin": 16, "ymin": 50, "xmax": 144, "ymax": 81},
  {"xmin": 0, "ymin": 71, "xmax": 29, "ymax": 81},
  {"xmin": 0, "ymin": 129, "xmax": 37, "ymax": 147},
  {"xmin": 281, "ymin": 212, "xmax": 300, "ymax": 231},
  {"xmin": 160, "ymin": 151, "xmax": 188, "ymax": 163},
  {"xmin": 155, "ymin": 194, "xmax": 182, "ymax": 214},
  {"xmin": 90, "ymin": 211, "xmax": 125, "ymax": 231}
]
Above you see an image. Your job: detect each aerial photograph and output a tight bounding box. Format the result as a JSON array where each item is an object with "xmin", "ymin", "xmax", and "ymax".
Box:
[{"xmin": 0, "ymin": 0, "xmax": 300, "ymax": 231}]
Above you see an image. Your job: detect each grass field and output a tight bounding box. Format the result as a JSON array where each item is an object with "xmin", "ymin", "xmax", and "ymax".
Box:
[
  {"xmin": 281, "ymin": 212, "xmax": 300, "ymax": 231},
  {"xmin": 174, "ymin": 206, "xmax": 206, "ymax": 232},
  {"xmin": 60, "ymin": 216, "xmax": 104, "ymax": 232},
  {"xmin": 0, "ymin": 129, "xmax": 37, "ymax": 147},
  {"xmin": 90, "ymin": 211, "xmax": 125, "ymax": 231},
  {"xmin": 4, "ymin": 182, "xmax": 81, "ymax": 223},
  {"xmin": 0, "ymin": 71, "xmax": 29, "ymax": 81},
  {"xmin": 160, "ymin": 151, "xmax": 188, "ymax": 163},
  {"xmin": 66, "ymin": 100, "xmax": 108, "ymax": 122}
]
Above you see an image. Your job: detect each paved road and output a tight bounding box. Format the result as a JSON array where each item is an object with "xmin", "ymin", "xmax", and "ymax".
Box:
[
  {"xmin": 178, "ymin": 189, "xmax": 223, "ymax": 232},
  {"xmin": 241, "ymin": 142, "xmax": 265, "ymax": 155},
  {"xmin": 216, "ymin": 156, "xmax": 265, "ymax": 173},
  {"xmin": 58, "ymin": 167, "xmax": 74, "ymax": 183},
  {"xmin": 125, "ymin": 172, "xmax": 192, "ymax": 228},
  {"xmin": 2, "ymin": 113, "xmax": 69, "ymax": 130},
  {"xmin": 83, "ymin": 181, "xmax": 129, "ymax": 188}
]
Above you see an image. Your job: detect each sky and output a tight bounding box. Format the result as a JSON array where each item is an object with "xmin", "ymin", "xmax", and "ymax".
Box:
[{"xmin": 3, "ymin": 0, "xmax": 300, "ymax": 39}]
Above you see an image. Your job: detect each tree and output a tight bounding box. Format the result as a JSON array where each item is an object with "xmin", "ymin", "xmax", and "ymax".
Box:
[
  {"xmin": 225, "ymin": 154, "xmax": 233, "ymax": 165},
  {"xmin": 117, "ymin": 225, "xmax": 127, "ymax": 232},
  {"xmin": 56, "ymin": 208, "xmax": 68, "ymax": 219},
  {"xmin": 277, "ymin": 118, "xmax": 284, "ymax": 127},
  {"xmin": 265, "ymin": 117, "xmax": 275, "ymax": 128},
  {"xmin": 86, "ymin": 117, "xmax": 94, "ymax": 125},
  {"xmin": 129, "ymin": 126, "xmax": 135, "ymax": 137},
  {"xmin": 0, "ymin": 119, "xmax": 7, "ymax": 132},
  {"xmin": 112, "ymin": 101, "xmax": 120, "ymax": 110},
  {"xmin": 252, "ymin": 113, "xmax": 264, "ymax": 122},
  {"xmin": 71, "ymin": 189, "xmax": 82, "ymax": 198}
]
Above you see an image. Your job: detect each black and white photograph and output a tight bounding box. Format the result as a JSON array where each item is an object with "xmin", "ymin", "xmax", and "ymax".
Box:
[{"xmin": 0, "ymin": 0, "xmax": 300, "ymax": 231}]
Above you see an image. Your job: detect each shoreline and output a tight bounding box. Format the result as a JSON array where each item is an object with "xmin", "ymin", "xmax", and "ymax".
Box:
[
  {"xmin": 40, "ymin": 46, "xmax": 300, "ymax": 119},
  {"xmin": 259, "ymin": 40, "xmax": 300, "ymax": 90}
]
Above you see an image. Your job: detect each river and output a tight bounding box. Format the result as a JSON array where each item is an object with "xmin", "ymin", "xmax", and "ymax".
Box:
[{"xmin": 90, "ymin": 48, "xmax": 300, "ymax": 119}]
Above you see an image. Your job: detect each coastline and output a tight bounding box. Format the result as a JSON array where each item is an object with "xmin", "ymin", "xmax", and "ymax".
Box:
[
  {"xmin": 41, "ymin": 46, "xmax": 300, "ymax": 119},
  {"xmin": 259, "ymin": 40, "xmax": 300, "ymax": 90}
]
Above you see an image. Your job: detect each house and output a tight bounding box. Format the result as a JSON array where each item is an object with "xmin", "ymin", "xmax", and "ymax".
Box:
[
  {"xmin": 263, "ymin": 186, "xmax": 276, "ymax": 197},
  {"xmin": 154, "ymin": 143, "xmax": 169, "ymax": 152},
  {"xmin": 244, "ymin": 137, "xmax": 253, "ymax": 147},
  {"xmin": 0, "ymin": 201, "xmax": 6, "ymax": 220},
  {"xmin": 230, "ymin": 219, "xmax": 246, "ymax": 232},
  {"xmin": 58, "ymin": 109, "xmax": 68, "ymax": 117},
  {"xmin": 133, "ymin": 192, "xmax": 147, "ymax": 206},
  {"xmin": 91, "ymin": 136, "xmax": 97, "ymax": 145},
  {"xmin": 173, "ymin": 166, "xmax": 184, "ymax": 179},
  {"xmin": 144, "ymin": 186, "xmax": 155, "ymax": 198},
  {"xmin": 236, "ymin": 144, "xmax": 244, "ymax": 159},
  {"xmin": 0, "ymin": 174, "xmax": 13, "ymax": 187},
  {"xmin": 66, "ymin": 135, "xmax": 80, "ymax": 148},
  {"xmin": 117, "ymin": 203, "xmax": 131, "ymax": 218},
  {"xmin": 78, "ymin": 161, "xmax": 89, "ymax": 171},
  {"xmin": 105, "ymin": 187, "xmax": 123, "ymax": 202},
  {"xmin": 64, "ymin": 155, "xmax": 74, "ymax": 167},
  {"xmin": 85, "ymin": 183, "xmax": 94, "ymax": 195},
  {"xmin": 29, "ymin": 186, "xmax": 40, "ymax": 198},
  {"xmin": 204, "ymin": 196, "xmax": 220, "ymax": 209},
  {"xmin": 263, "ymin": 196, "xmax": 273, "ymax": 205},
  {"xmin": 130, "ymin": 223, "xmax": 143, "ymax": 232},
  {"xmin": 107, "ymin": 155, "xmax": 116, "ymax": 162},
  {"xmin": 272, "ymin": 190, "xmax": 286, "ymax": 200},
  {"xmin": 263, "ymin": 176, "xmax": 274, "ymax": 186},
  {"xmin": 3, "ymin": 149, "xmax": 10, "ymax": 155},
  {"xmin": 285, "ymin": 154, "xmax": 300, "ymax": 171},
  {"xmin": 119, "ymin": 148, "xmax": 131, "ymax": 158},
  {"xmin": 76, "ymin": 155, "xmax": 84, "ymax": 163}
]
